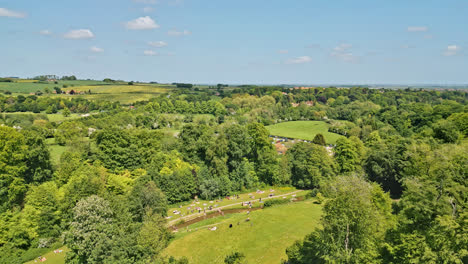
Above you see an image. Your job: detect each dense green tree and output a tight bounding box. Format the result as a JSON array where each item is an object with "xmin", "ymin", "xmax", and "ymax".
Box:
[
  {"xmin": 383, "ymin": 143, "xmax": 468, "ymax": 263},
  {"xmin": 247, "ymin": 123, "xmax": 279, "ymax": 185},
  {"xmin": 0, "ymin": 126, "xmax": 27, "ymax": 212},
  {"xmin": 21, "ymin": 129, "xmax": 52, "ymax": 183},
  {"xmin": 286, "ymin": 176, "xmax": 394, "ymax": 263},
  {"xmin": 286, "ymin": 142, "xmax": 336, "ymax": 189},
  {"xmin": 128, "ymin": 179, "xmax": 168, "ymax": 221},
  {"xmin": 65, "ymin": 195, "xmax": 115, "ymax": 263},
  {"xmin": 150, "ymin": 152, "xmax": 197, "ymax": 203},
  {"xmin": 312, "ymin": 133, "xmax": 326, "ymax": 145},
  {"xmin": 364, "ymin": 137, "xmax": 409, "ymax": 198},
  {"xmin": 334, "ymin": 137, "xmax": 364, "ymax": 173},
  {"xmin": 432, "ymin": 120, "xmax": 460, "ymax": 143}
]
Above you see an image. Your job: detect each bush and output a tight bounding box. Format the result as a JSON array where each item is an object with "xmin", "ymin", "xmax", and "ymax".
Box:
[
  {"xmin": 263, "ymin": 198, "xmax": 289, "ymax": 208},
  {"xmin": 225, "ymin": 252, "xmax": 245, "ymax": 264}
]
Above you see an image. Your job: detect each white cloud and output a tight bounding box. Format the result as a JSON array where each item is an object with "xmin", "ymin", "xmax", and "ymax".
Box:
[
  {"xmin": 0, "ymin": 8, "xmax": 26, "ymax": 18},
  {"xmin": 144, "ymin": 50, "xmax": 158, "ymax": 56},
  {"xmin": 148, "ymin": 41, "xmax": 167, "ymax": 47},
  {"xmin": 90, "ymin": 46, "xmax": 104, "ymax": 53},
  {"xmin": 167, "ymin": 29, "xmax": 191, "ymax": 36},
  {"xmin": 143, "ymin": 6, "xmax": 154, "ymax": 13},
  {"xmin": 331, "ymin": 44, "xmax": 360, "ymax": 63},
  {"xmin": 64, "ymin": 29, "xmax": 94, "ymax": 39},
  {"xmin": 39, "ymin": 30, "xmax": 52, "ymax": 36},
  {"xmin": 125, "ymin": 16, "xmax": 159, "ymax": 30},
  {"xmin": 278, "ymin": 50, "xmax": 289, "ymax": 54},
  {"xmin": 133, "ymin": 0, "xmax": 157, "ymax": 4},
  {"xmin": 333, "ymin": 43, "xmax": 352, "ymax": 52},
  {"xmin": 286, "ymin": 56, "xmax": 312, "ymax": 64},
  {"xmin": 407, "ymin": 26, "xmax": 428, "ymax": 32},
  {"xmin": 443, "ymin": 45, "xmax": 460, "ymax": 56}
]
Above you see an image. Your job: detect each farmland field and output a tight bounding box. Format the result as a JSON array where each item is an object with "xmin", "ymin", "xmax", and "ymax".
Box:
[
  {"xmin": 266, "ymin": 121, "xmax": 345, "ymax": 144},
  {"xmin": 62, "ymin": 84, "xmax": 170, "ymax": 94},
  {"xmin": 163, "ymin": 200, "xmax": 322, "ymax": 264},
  {"xmin": 0, "ymin": 80, "xmax": 106, "ymax": 93}
]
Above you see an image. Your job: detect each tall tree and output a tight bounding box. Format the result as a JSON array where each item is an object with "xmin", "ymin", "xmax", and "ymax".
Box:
[{"xmin": 286, "ymin": 176, "xmax": 394, "ymax": 263}]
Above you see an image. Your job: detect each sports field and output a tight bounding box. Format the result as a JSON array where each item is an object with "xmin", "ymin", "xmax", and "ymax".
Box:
[
  {"xmin": 164, "ymin": 200, "xmax": 322, "ymax": 264},
  {"xmin": 266, "ymin": 121, "xmax": 344, "ymax": 144}
]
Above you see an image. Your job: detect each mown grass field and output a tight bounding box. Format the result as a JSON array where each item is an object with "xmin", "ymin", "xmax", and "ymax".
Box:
[
  {"xmin": 24, "ymin": 246, "xmax": 69, "ymax": 264},
  {"xmin": 266, "ymin": 121, "xmax": 344, "ymax": 144},
  {"xmin": 164, "ymin": 200, "xmax": 322, "ymax": 264},
  {"xmin": 166, "ymin": 187, "xmax": 299, "ymax": 223}
]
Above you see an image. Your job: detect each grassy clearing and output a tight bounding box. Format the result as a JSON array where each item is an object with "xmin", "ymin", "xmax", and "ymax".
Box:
[
  {"xmin": 266, "ymin": 121, "xmax": 344, "ymax": 144},
  {"xmin": 46, "ymin": 113, "xmax": 82, "ymax": 123},
  {"xmin": 2, "ymin": 112, "xmax": 83, "ymax": 123},
  {"xmin": 45, "ymin": 138, "xmax": 67, "ymax": 165},
  {"xmin": 164, "ymin": 200, "xmax": 322, "ymax": 264},
  {"xmin": 24, "ymin": 246, "xmax": 69, "ymax": 264},
  {"xmin": 166, "ymin": 187, "xmax": 298, "ymax": 223}
]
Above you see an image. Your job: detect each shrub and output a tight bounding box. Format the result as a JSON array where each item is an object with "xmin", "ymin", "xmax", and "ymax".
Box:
[{"xmin": 263, "ymin": 198, "xmax": 289, "ymax": 208}]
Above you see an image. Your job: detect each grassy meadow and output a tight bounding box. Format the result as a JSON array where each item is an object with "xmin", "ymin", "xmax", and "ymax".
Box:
[
  {"xmin": 166, "ymin": 187, "xmax": 300, "ymax": 223},
  {"xmin": 164, "ymin": 200, "xmax": 322, "ymax": 264},
  {"xmin": 266, "ymin": 121, "xmax": 345, "ymax": 144}
]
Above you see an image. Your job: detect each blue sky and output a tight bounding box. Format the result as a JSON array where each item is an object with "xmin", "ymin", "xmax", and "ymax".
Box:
[{"xmin": 1, "ymin": 0, "xmax": 467, "ymax": 84}]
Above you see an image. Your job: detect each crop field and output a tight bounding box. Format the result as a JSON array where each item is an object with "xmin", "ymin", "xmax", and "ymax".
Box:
[
  {"xmin": 62, "ymin": 84, "xmax": 170, "ymax": 94},
  {"xmin": 0, "ymin": 80, "xmax": 106, "ymax": 93},
  {"xmin": 164, "ymin": 200, "xmax": 322, "ymax": 264},
  {"xmin": 266, "ymin": 121, "xmax": 345, "ymax": 144}
]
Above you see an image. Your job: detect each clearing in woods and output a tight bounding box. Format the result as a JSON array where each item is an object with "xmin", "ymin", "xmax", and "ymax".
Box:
[{"xmin": 266, "ymin": 120, "xmax": 344, "ymax": 144}]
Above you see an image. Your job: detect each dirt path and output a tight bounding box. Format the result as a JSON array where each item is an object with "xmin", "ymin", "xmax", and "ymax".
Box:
[{"xmin": 167, "ymin": 190, "xmax": 303, "ymax": 227}]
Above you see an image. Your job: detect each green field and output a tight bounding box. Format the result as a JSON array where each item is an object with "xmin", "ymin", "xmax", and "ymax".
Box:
[
  {"xmin": 45, "ymin": 138, "xmax": 67, "ymax": 165},
  {"xmin": 62, "ymin": 84, "xmax": 170, "ymax": 94},
  {"xmin": 1, "ymin": 80, "xmax": 173, "ymax": 103},
  {"xmin": 24, "ymin": 246, "xmax": 69, "ymax": 264},
  {"xmin": 0, "ymin": 80, "xmax": 106, "ymax": 93},
  {"xmin": 164, "ymin": 200, "xmax": 322, "ymax": 264},
  {"xmin": 266, "ymin": 121, "xmax": 344, "ymax": 144},
  {"xmin": 166, "ymin": 187, "xmax": 300, "ymax": 224}
]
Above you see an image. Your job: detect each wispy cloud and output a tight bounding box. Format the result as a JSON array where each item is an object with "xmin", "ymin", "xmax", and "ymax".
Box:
[
  {"xmin": 330, "ymin": 43, "xmax": 360, "ymax": 63},
  {"xmin": 39, "ymin": 30, "xmax": 52, "ymax": 36},
  {"xmin": 133, "ymin": 0, "xmax": 157, "ymax": 4},
  {"xmin": 125, "ymin": 16, "xmax": 159, "ymax": 30},
  {"xmin": 286, "ymin": 56, "xmax": 312, "ymax": 64},
  {"xmin": 143, "ymin": 6, "xmax": 154, "ymax": 13},
  {"xmin": 144, "ymin": 50, "xmax": 158, "ymax": 56},
  {"xmin": 167, "ymin": 29, "xmax": 191, "ymax": 36},
  {"xmin": 90, "ymin": 46, "xmax": 104, "ymax": 53},
  {"xmin": 0, "ymin": 8, "xmax": 26, "ymax": 18},
  {"xmin": 64, "ymin": 29, "xmax": 94, "ymax": 39},
  {"xmin": 278, "ymin": 50, "xmax": 289, "ymax": 54},
  {"xmin": 148, "ymin": 41, "xmax": 167, "ymax": 47},
  {"xmin": 443, "ymin": 45, "xmax": 460, "ymax": 56},
  {"xmin": 407, "ymin": 26, "xmax": 428, "ymax": 32}
]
